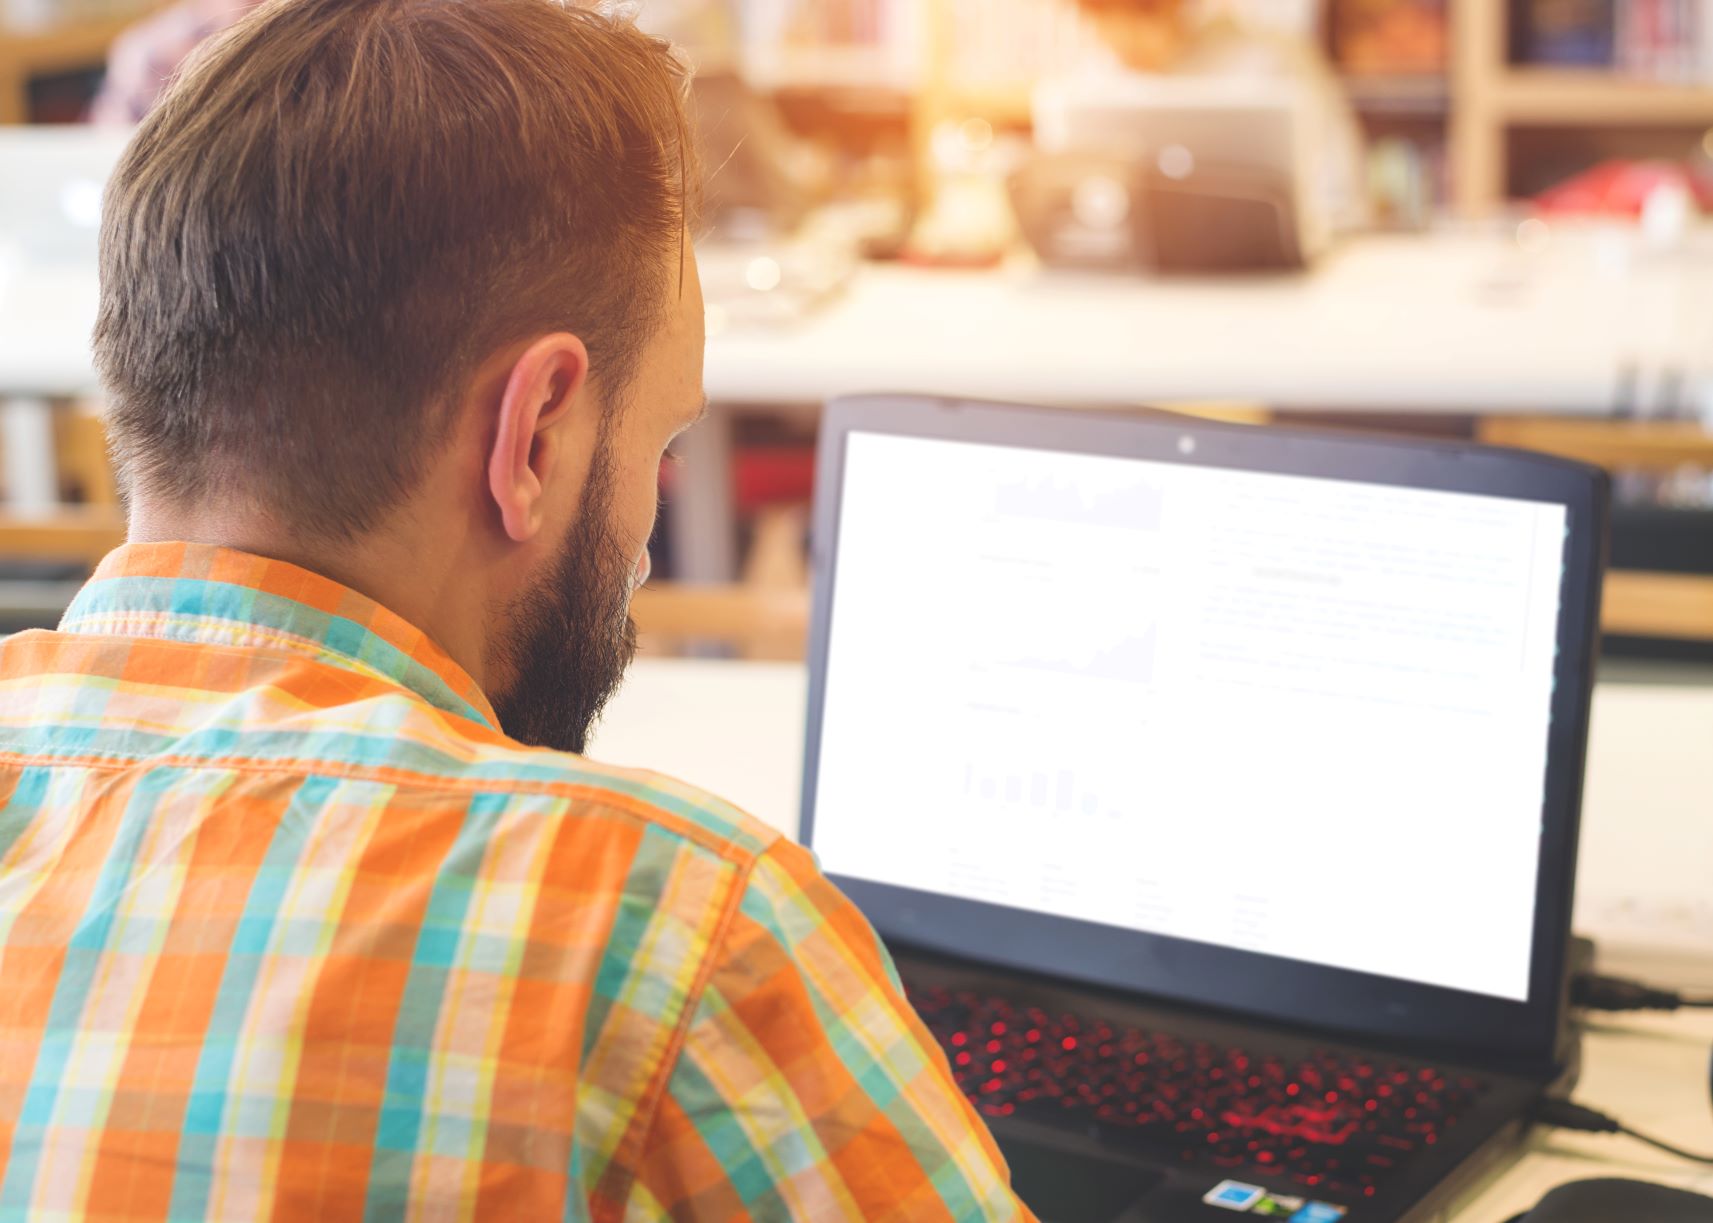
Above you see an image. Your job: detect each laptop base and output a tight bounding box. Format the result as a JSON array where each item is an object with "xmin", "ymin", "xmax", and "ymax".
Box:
[{"xmin": 899, "ymin": 949, "xmax": 1547, "ymax": 1223}]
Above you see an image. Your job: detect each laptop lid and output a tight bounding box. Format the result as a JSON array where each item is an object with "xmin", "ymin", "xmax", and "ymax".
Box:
[{"xmin": 799, "ymin": 395, "xmax": 1606, "ymax": 1069}]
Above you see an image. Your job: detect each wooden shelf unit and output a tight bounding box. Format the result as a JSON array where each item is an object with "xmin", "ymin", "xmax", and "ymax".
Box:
[
  {"xmin": 1453, "ymin": 0, "xmax": 1713, "ymax": 214},
  {"xmin": 858, "ymin": 0, "xmax": 1713, "ymax": 219},
  {"xmin": 0, "ymin": 10, "xmax": 148, "ymax": 123},
  {"xmin": 1493, "ymin": 69, "xmax": 1713, "ymax": 124},
  {"xmin": 943, "ymin": 84, "xmax": 1031, "ymax": 125},
  {"xmin": 8, "ymin": 4, "xmax": 1713, "ymax": 213},
  {"xmin": 933, "ymin": 74, "xmax": 1453, "ymax": 127},
  {"xmin": 1341, "ymin": 72, "xmax": 1452, "ymax": 116}
]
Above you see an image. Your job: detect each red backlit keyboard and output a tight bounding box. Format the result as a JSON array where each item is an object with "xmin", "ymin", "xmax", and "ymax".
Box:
[{"xmin": 906, "ymin": 983, "xmax": 1487, "ymax": 1200}]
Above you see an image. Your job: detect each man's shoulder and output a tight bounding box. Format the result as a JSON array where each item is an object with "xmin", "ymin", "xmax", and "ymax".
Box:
[
  {"xmin": 0, "ymin": 626, "xmax": 786, "ymax": 877},
  {"xmin": 450, "ymin": 731, "xmax": 787, "ymax": 869}
]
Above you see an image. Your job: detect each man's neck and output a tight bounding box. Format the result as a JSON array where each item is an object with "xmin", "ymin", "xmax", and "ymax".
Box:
[{"xmin": 125, "ymin": 500, "xmax": 495, "ymax": 691}]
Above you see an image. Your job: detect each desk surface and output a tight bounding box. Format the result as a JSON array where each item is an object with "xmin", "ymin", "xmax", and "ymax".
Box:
[
  {"xmin": 0, "ymin": 262, "xmax": 103, "ymax": 397},
  {"xmin": 1468, "ymin": 1008, "xmax": 1713, "ymax": 1221},
  {"xmin": 5, "ymin": 230, "xmax": 1711, "ymax": 413},
  {"xmin": 703, "ymin": 230, "xmax": 1713, "ymax": 415},
  {"xmin": 653, "ymin": 227, "xmax": 1713, "ymax": 580},
  {"xmin": 588, "ymin": 657, "xmax": 1713, "ymax": 1222}
]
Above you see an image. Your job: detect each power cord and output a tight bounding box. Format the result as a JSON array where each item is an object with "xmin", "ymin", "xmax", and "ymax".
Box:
[
  {"xmin": 1536, "ymin": 1099, "xmax": 1713, "ymax": 1166},
  {"xmin": 1551, "ymin": 966, "xmax": 1713, "ymax": 1168},
  {"xmin": 1571, "ymin": 972, "xmax": 1713, "ymax": 1013}
]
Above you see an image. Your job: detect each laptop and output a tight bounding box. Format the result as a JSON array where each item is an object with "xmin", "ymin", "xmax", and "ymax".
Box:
[
  {"xmin": 1020, "ymin": 76, "xmax": 1321, "ymax": 273},
  {"xmin": 799, "ymin": 395, "xmax": 1608, "ymax": 1223}
]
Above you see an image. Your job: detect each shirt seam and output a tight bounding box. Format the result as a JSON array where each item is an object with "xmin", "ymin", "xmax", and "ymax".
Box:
[
  {"xmin": 47, "ymin": 620, "xmax": 416, "ymax": 711},
  {"xmin": 0, "ymin": 748, "xmax": 776, "ymax": 869},
  {"xmin": 53, "ymin": 613, "xmax": 493, "ymax": 725},
  {"xmin": 600, "ymin": 845, "xmax": 764, "ymax": 1223}
]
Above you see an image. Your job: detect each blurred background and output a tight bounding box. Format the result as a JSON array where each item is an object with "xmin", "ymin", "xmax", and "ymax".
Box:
[{"xmin": 1, "ymin": 0, "xmax": 1712, "ymax": 665}]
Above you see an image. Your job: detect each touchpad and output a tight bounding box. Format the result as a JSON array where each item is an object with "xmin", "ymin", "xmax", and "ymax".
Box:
[{"xmin": 998, "ymin": 1133, "xmax": 1163, "ymax": 1222}]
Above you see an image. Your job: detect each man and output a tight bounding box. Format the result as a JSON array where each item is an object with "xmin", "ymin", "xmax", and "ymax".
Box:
[{"xmin": 0, "ymin": 1, "xmax": 1030, "ymax": 1218}]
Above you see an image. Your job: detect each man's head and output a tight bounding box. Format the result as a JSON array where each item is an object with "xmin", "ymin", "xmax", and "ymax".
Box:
[{"xmin": 95, "ymin": 0, "xmax": 708, "ymax": 753}]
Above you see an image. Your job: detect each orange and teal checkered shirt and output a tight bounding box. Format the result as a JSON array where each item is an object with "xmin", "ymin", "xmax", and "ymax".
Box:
[{"xmin": 0, "ymin": 543, "xmax": 1029, "ymax": 1222}]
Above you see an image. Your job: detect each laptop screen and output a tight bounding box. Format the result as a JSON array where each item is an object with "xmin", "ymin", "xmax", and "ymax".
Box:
[{"xmin": 810, "ymin": 429, "xmax": 1569, "ymax": 1005}]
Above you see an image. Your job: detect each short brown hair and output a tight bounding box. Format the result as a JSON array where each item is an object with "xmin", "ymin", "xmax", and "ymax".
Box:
[{"xmin": 96, "ymin": 0, "xmax": 694, "ymax": 538}]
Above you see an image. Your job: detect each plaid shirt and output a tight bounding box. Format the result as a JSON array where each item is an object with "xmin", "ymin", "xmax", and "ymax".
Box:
[{"xmin": 0, "ymin": 543, "xmax": 1029, "ymax": 1221}]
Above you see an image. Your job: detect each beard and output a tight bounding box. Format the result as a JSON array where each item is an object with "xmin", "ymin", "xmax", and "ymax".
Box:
[{"xmin": 489, "ymin": 447, "xmax": 639, "ymax": 755}]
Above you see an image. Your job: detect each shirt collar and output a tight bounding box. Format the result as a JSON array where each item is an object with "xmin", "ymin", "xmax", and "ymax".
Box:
[{"xmin": 61, "ymin": 542, "xmax": 499, "ymax": 731}]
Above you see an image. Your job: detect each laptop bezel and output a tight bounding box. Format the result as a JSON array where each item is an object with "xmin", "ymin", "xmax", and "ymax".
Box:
[{"xmin": 799, "ymin": 393, "xmax": 1607, "ymax": 1069}]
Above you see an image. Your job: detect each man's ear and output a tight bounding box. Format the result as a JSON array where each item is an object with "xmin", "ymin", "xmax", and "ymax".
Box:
[{"xmin": 487, "ymin": 334, "xmax": 590, "ymax": 543}]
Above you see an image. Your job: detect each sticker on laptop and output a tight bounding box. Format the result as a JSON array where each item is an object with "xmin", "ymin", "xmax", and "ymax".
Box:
[
  {"xmin": 1201, "ymin": 1180, "xmax": 1347, "ymax": 1219},
  {"xmin": 1203, "ymin": 1181, "xmax": 1265, "ymax": 1211},
  {"xmin": 1287, "ymin": 1203, "xmax": 1348, "ymax": 1223}
]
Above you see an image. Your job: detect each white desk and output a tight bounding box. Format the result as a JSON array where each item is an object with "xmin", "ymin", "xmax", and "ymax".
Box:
[
  {"xmin": 1464, "ymin": 1009, "xmax": 1713, "ymax": 1222},
  {"xmin": 679, "ymin": 228, "xmax": 1713, "ymax": 578},
  {"xmin": 0, "ymin": 262, "xmax": 105, "ymax": 513},
  {"xmin": 588, "ymin": 658, "xmax": 1713, "ymax": 1221},
  {"xmin": 0, "ymin": 265, "xmax": 101, "ymax": 399},
  {"xmin": 706, "ymin": 232, "xmax": 1711, "ymax": 416},
  {"xmin": 8, "ymin": 228, "xmax": 1711, "ymax": 572},
  {"xmin": 7, "ymin": 232, "xmax": 1708, "ymax": 406},
  {"xmin": 8, "ymin": 231, "xmax": 1707, "ymax": 406}
]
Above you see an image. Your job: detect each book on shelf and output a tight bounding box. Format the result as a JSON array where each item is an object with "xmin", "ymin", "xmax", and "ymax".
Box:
[
  {"xmin": 1517, "ymin": 0, "xmax": 1713, "ymax": 83},
  {"xmin": 1331, "ymin": 0, "xmax": 1449, "ymax": 74},
  {"xmin": 1365, "ymin": 133, "xmax": 1445, "ymax": 227},
  {"xmin": 1518, "ymin": 0, "xmax": 1615, "ymax": 64}
]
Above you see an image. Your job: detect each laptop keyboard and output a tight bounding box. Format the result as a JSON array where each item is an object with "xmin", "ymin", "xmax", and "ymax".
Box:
[{"xmin": 906, "ymin": 982, "xmax": 1488, "ymax": 1200}]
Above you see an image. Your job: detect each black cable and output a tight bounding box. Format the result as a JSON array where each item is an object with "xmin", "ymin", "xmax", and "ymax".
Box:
[
  {"xmin": 1618, "ymin": 1125, "xmax": 1713, "ymax": 1166},
  {"xmin": 1571, "ymin": 972, "xmax": 1713, "ymax": 1013},
  {"xmin": 1536, "ymin": 1098, "xmax": 1713, "ymax": 1166}
]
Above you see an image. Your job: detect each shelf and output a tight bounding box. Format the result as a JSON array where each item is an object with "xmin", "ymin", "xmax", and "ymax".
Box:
[
  {"xmin": 1340, "ymin": 73, "xmax": 1450, "ymax": 117},
  {"xmin": 0, "ymin": 11, "xmax": 142, "ymax": 73},
  {"xmin": 947, "ymin": 76, "xmax": 1452, "ymax": 128},
  {"xmin": 1496, "ymin": 70, "xmax": 1713, "ymax": 126},
  {"xmin": 0, "ymin": 507, "xmax": 124, "ymax": 568},
  {"xmin": 945, "ymin": 83, "xmax": 1032, "ymax": 123},
  {"xmin": 1604, "ymin": 570, "xmax": 1713, "ymax": 643},
  {"xmin": 0, "ymin": 9, "xmax": 153, "ymax": 122}
]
